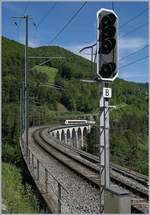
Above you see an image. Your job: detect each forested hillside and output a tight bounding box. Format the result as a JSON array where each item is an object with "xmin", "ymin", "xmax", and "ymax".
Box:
[
  {"xmin": 86, "ymin": 80, "xmax": 148, "ymax": 174},
  {"xmin": 2, "ymin": 36, "xmax": 148, "ymax": 176},
  {"xmin": 2, "ymin": 36, "xmax": 148, "ymax": 212}
]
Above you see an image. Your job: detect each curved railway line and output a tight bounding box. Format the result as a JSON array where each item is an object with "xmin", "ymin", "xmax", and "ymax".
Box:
[{"xmin": 32, "ymin": 126, "xmax": 149, "ymax": 213}]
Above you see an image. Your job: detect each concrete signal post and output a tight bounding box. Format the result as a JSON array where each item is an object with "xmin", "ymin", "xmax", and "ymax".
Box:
[{"xmin": 96, "ymin": 8, "xmax": 131, "ymax": 213}]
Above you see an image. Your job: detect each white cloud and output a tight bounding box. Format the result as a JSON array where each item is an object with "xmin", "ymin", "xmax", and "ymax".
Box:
[
  {"xmin": 118, "ymin": 37, "xmax": 147, "ymax": 63},
  {"xmin": 119, "ymin": 37, "xmax": 146, "ymax": 51},
  {"xmin": 29, "ymin": 40, "xmax": 40, "ymax": 48}
]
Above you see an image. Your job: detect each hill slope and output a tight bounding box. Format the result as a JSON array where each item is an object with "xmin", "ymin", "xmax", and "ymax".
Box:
[
  {"xmin": 33, "ymin": 66, "xmax": 58, "ymax": 83},
  {"xmin": 2, "ymin": 36, "xmax": 148, "ymax": 176}
]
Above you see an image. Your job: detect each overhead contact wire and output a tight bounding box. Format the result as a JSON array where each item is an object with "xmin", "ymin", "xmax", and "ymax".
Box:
[{"xmin": 50, "ymin": 2, "xmax": 87, "ymax": 43}]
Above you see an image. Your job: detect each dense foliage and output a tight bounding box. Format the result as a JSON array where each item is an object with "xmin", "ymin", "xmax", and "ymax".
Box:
[
  {"xmin": 2, "ymin": 36, "xmax": 148, "ymax": 211},
  {"xmin": 2, "ymin": 36, "xmax": 98, "ymax": 154},
  {"xmin": 2, "ymin": 162, "xmax": 44, "ymax": 213}
]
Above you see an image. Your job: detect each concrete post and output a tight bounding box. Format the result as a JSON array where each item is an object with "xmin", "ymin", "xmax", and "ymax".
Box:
[
  {"xmin": 75, "ymin": 131, "xmax": 79, "ymax": 149},
  {"xmin": 104, "ymin": 185, "xmax": 131, "ymax": 213},
  {"xmin": 57, "ymin": 132, "xmax": 60, "ymax": 140},
  {"xmin": 104, "ymin": 97, "xmax": 110, "ymax": 187},
  {"xmin": 99, "ymin": 93, "xmax": 105, "ymax": 213},
  {"xmin": 64, "ymin": 133, "xmax": 67, "ymax": 144},
  {"xmin": 67, "ymin": 134, "xmax": 70, "ymax": 145},
  {"xmin": 81, "ymin": 132, "xmax": 84, "ymax": 148},
  {"xmin": 24, "ymin": 16, "xmax": 29, "ymax": 159}
]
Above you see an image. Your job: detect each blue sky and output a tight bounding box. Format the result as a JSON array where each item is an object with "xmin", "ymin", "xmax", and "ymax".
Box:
[{"xmin": 2, "ymin": 1, "xmax": 149, "ymax": 83}]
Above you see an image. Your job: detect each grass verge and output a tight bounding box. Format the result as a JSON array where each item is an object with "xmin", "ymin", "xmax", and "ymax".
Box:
[{"xmin": 2, "ymin": 162, "xmax": 43, "ymax": 213}]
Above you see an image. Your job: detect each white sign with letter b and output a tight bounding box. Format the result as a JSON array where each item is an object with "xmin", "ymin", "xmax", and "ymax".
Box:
[{"xmin": 103, "ymin": 88, "xmax": 112, "ymax": 98}]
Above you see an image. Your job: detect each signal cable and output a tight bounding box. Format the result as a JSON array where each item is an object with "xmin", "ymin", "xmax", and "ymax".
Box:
[
  {"xmin": 32, "ymin": 19, "xmax": 38, "ymax": 29},
  {"xmin": 13, "ymin": 21, "xmax": 19, "ymax": 28},
  {"xmin": 120, "ymin": 55, "xmax": 148, "ymax": 69},
  {"xmin": 75, "ymin": 8, "xmax": 147, "ymax": 49},
  {"xmin": 33, "ymin": 2, "xmax": 87, "ymax": 69},
  {"xmin": 20, "ymin": 1, "xmax": 30, "ymax": 27},
  {"xmin": 121, "ymin": 21, "xmax": 148, "ymax": 37},
  {"xmin": 50, "ymin": 2, "xmax": 87, "ymax": 43},
  {"xmin": 119, "ymin": 8, "xmax": 147, "ymax": 30},
  {"xmin": 32, "ymin": 2, "xmax": 56, "ymax": 48},
  {"xmin": 29, "ymin": 19, "xmax": 38, "ymax": 47},
  {"xmin": 83, "ymin": 47, "xmax": 148, "ymax": 73},
  {"xmin": 112, "ymin": 1, "xmax": 114, "ymax": 11},
  {"xmin": 119, "ymin": 45, "xmax": 148, "ymax": 62},
  {"xmin": 77, "ymin": 44, "xmax": 148, "ymax": 69},
  {"xmin": 36, "ymin": 2, "xmax": 56, "ymax": 28},
  {"xmin": 23, "ymin": 1, "xmax": 30, "ymax": 16}
]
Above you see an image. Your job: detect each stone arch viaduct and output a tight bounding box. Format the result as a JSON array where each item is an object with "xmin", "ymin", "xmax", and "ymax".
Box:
[{"xmin": 49, "ymin": 124, "xmax": 92, "ymax": 150}]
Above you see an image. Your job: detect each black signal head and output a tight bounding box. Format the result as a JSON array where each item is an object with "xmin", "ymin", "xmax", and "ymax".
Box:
[
  {"xmin": 103, "ymin": 26, "xmax": 116, "ymax": 38},
  {"xmin": 101, "ymin": 38, "xmax": 116, "ymax": 54},
  {"xmin": 101, "ymin": 13, "xmax": 116, "ymax": 26},
  {"xmin": 100, "ymin": 63, "xmax": 116, "ymax": 78}
]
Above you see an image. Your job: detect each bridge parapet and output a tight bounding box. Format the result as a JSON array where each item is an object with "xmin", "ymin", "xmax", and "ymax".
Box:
[
  {"xmin": 21, "ymin": 141, "xmax": 75, "ymax": 213},
  {"xmin": 48, "ymin": 124, "xmax": 92, "ymax": 149},
  {"xmin": 20, "ymin": 127, "xmax": 101, "ymax": 213}
]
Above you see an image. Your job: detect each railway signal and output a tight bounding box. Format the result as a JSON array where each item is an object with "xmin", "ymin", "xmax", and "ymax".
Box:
[
  {"xmin": 96, "ymin": 8, "xmax": 119, "ymax": 213},
  {"xmin": 79, "ymin": 9, "xmax": 119, "ymax": 213},
  {"xmin": 97, "ymin": 8, "xmax": 118, "ymax": 81}
]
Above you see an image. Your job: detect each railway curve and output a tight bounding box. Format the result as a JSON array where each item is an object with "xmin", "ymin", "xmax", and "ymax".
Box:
[{"xmin": 20, "ymin": 125, "xmax": 149, "ymax": 213}]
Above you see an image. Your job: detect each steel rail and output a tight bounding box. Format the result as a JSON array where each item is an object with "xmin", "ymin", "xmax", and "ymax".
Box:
[{"xmin": 28, "ymin": 126, "xmax": 148, "ymax": 213}]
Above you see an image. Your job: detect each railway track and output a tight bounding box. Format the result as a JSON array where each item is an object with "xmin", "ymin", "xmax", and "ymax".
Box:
[
  {"xmin": 49, "ymin": 129, "xmax": 148, "ymax": 187},
  {"xmin": 32, "ymin": 127, "xmax": 149, "ymax": 213}
]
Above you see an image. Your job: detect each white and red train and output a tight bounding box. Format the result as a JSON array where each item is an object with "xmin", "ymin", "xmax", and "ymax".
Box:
[{"xmin": 64, "ymin": 119, "xmax": 95, "ymax": 125}]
